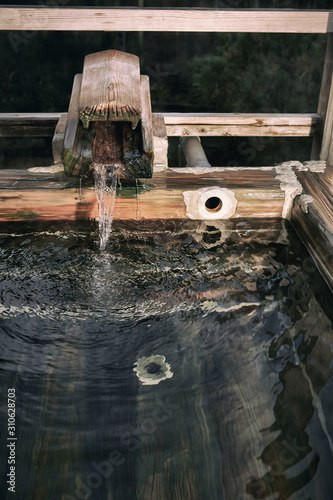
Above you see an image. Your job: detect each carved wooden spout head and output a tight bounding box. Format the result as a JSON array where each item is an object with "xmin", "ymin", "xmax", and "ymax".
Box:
[{"xmin": 62, "ymin": 50, "xmax": 154, "ymax": 179}]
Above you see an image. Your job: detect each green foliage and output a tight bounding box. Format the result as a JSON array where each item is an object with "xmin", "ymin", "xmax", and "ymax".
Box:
[{"xmin": 189, "ymin": 33, "xmax": 327, "ymax": 113}]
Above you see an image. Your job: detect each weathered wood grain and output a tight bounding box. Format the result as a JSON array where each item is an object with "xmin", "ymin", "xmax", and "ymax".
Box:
[
  {"xmin": 292, "ymin": 169, "xmax": 333, "ymax": 292},
  {"xmin": 1, "ymin": 8, "xmax": 332, "ymax": 33},
  {"xmin": 163, "ymin": 113, "xmax": 321, "ymax": 126},
  {"xmin": 164, "ymin": 113, "xmax": 321, "ymax": 137},
  {"xmin": 152, "ymin": 114, "xmax": 168, "ymax": 172},
  {"xmin": 0, "ymin": 169, "xmax": 75, "ymax": 190},
  {"xmin": 62, "ymin": 74, "xmax": 95, "ymax": 178},
  {"xmin": 292, "ymin": 198, "xmax": 333, "ymax": 293},
  {"xmin": 318, "ymin": 37, "xmax": 333, "ymax": 165},
  {"xmin": 140, "ymin": 75, "xmax": 154, "ymax": 168},
  {"xmin": 0, "ymin": 168, "xmax": 285, "ymax": 221},
  {"xmin": 52, "ymin": 113, "xmax": 67, "ymax": 164},
  {"xmin": 63, "ymin": 75, "xmax": 82, "ymax": 152},
  {"xmin": 312, "ymin": 34, "xmax": 333, "ymax": 159},
  {"xmin": 60, "ymin": 50, "xmax": 153, "ymax": 179},
  {"xmin": 79, "ymin": 50, "xmax": 142, "ymax": 130},
  {"xmin": 0, "ymin": 113, "xmax": 321, "ymax": 138}
]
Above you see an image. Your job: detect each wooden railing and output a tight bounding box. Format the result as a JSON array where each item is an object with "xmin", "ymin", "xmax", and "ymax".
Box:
[
  {"xmin": 1, "ymin": 7, "xmax": 332, "ymax": 33},
  {"xmin": 0, "ymin": 112, "xmax": 321, "ymax": 138},
  {"xmin": 0, "ymin": 7, "xmax": 333, "ymax": 164}
]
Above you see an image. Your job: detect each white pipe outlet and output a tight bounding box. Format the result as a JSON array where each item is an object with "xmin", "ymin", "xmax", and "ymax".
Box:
[{"xmin": 183, "ymin": 186, "xmax": 237, "ymax": 220}]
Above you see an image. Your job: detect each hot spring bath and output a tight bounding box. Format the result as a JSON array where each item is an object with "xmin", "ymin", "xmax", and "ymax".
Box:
[{"xmin": 0, "ymin": 220, "xmax": 332, "ymax": 500}]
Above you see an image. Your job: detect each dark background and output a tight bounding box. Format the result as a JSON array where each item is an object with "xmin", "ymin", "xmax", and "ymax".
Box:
[{"xmin": 0, "ymin": 0, "xmax": 331, "ymax": 166}]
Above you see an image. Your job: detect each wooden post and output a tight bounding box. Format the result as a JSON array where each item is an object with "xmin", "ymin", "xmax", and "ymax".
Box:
[
  {"xmin": 140, "ymin": 75, "xmax": 154, "ymax": 172},
  {"xmin": 312, "ymin": 34, "xmax": 333, "ymax": 161},
  {"xmin": 52, "ymin": 113, "xmax": 67, "ymax": 164},
  {"xmin": 152, "ymin": 114, "xmax": 168, "ymax": 171},
  {"xmin": 62, "ymin": 73, "xmax": 84, "ymax": 176}
]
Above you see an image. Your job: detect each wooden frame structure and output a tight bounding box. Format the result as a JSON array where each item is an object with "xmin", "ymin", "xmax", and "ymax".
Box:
[
  {"xmin": 1, "ymin": 7, "xmax": 333, "ymax": 33},
  {"xmin": 0, "ymin": 6, "xmax": 333, "ymax": 290}
]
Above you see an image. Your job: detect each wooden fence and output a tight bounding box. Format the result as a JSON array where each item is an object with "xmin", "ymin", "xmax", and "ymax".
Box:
[{"xmin": 0, "ymin": 7, "xmax": 333, "ymax": 164}]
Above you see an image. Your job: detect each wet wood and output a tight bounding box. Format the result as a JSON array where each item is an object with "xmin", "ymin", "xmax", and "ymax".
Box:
[
  {"xmin": 1, "ymin": 7, "xmax": 333, "ymax": 33},
  {"xmin": 0, "ymin": 169, "xmax": 75, "ymax": 190},
  {"xmin": 292, "ymin": 197, "xmax": 333, "ymax": 293},
  {"xmin": 61, "ymin": 50, "xmax": 153, "ymax": 179},
  {"xmin": 292, "ymin": 169, "xmax": 333, "ymax": 292},
  {"xmin": 0, "ymin": 168, "xmax": 285, "ymax": 221}
]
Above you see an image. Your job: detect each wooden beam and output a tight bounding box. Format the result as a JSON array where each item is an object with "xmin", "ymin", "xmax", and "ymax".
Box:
[
  {"xmin": 0, "ymin": 8, "xmax": 332, "ymax": 33},
  {"xmin": 0, "ymin": 168, "xmax": 286, "ymax": 221},
  {"xmin": 0, "ymin": 113, "xmax": 62, "ymax": 137},
  {"xmin": 164, "ymin": 113, "xmax": 321, "ymax": 137},
  {"xmin": 311, "ymin": 33, "xmax": 333, "ymax": 159},
  {"xmin": 0, "ymin": 113, "xmax": 322, "ymax": 138},
  {"xmin": 292, "ymin": 169, "xmax": 333, "ymax": 292}
]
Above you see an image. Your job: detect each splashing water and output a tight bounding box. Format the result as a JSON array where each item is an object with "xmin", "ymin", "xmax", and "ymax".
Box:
[{"xmin": 93, "ymin": 164, "xmax": 118, "ymax": 250}]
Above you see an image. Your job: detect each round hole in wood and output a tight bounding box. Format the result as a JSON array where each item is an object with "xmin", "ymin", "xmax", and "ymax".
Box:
[{"xmin": 205, "ymin": 196, "xmax": 223, "ymax": 213}]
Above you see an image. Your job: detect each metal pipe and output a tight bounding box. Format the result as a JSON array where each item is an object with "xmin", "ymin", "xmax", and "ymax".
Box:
[{"xmin": 179, "ymin": 136, "xmax": 211, "ymax": 168}]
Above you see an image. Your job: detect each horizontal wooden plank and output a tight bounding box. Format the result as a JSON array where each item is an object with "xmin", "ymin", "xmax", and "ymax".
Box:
[
  {"xmin": 165, "ymin": 113, "xmax": 321, "ymax": 136},
  {"xmin": 0, "ymin": 113, "xmax": 62, "ymax": 137},
  {"xmin": 0, "ymin": 8, "xmax": 332, "ymax": 33},
  {"xmin": 0, "ymin": 113, "xmax": 62, "ymax": 123},
  {"xmin": 0, "ymin": 113, "xmax": 322, "ymax": 137},
  {"xmin": 163, "ymin": 113, "xmax": 321, "ymax": 126},
  {"xmin": 0, "ymin": 168, "xmax": 285, "ymax": 221},
  {"xmin": 0, "ymin": 169, "xmax": 74, "ymax": 190},
  {"xmin": 166, "ymin": 124, "xmax": 317, "ymax": 137}
]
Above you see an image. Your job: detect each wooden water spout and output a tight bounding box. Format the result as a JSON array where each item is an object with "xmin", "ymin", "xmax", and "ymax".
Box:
[{"xmin": 62, "ymin": 50, "xmax": 154, "ymax": 179}]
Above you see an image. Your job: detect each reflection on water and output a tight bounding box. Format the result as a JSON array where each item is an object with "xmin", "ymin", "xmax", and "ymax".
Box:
[{"xmin": 0, "ymin": 220, "xmax": 332, "ymax": 500}]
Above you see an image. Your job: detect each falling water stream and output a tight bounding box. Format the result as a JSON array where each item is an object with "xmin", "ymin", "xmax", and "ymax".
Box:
[{"xmin": 93, "ymin": 164, "xmax": 118, "ymax": 250}]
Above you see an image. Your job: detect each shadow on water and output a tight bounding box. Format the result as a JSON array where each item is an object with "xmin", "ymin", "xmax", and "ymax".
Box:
[{"xmin": 0, "ymin": 219, "xmax": 332, "ymax": 500}]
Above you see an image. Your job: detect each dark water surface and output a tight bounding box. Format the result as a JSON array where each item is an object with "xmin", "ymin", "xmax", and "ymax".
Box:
[{"xmin": 0, "ymin": 220, "xmax": 332, "ymax": 500}]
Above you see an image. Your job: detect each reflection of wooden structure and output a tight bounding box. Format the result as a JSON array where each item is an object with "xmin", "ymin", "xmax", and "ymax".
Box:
[{"xmin": 0, "ymin": 6, "xmax": 333, "ymax": 290}]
